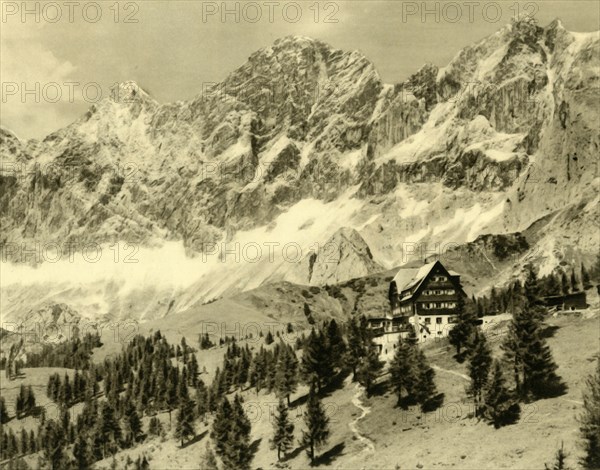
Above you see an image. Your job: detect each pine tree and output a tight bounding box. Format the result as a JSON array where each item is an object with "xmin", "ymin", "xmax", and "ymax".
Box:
[
  {"xmin": 271, "ymin": 398, "xmax": 294, "ymax": 461},
  {"xmin": 301, "ymin": 384, "xmax": 330, "ymax": 463},
  {"xmin": 502, "ymin": 265, "xmax": 563, "ymax": 400},
  {"xmin": 124, "ymin": 401, "xmax": 143, "ymax": 446},
  {"xmin": 325, "ymin": 319, "xmax": 346, "ymax": 371},
  {"xmin": 345, "ymin": 316, "xmax": 369, "ymax": 379},
  {"xmin": 188, "ymin": 354, "xmax": 199, "ymax": 387},
  {"xmin": 571, "ymin": 268, "xmax": 579, "ymax": 292},
  {"xmin": 147, "ymin": 416, "xmax": 163, "ymax": 437},
  {"xmin": 301, "ymin": 329, "xmax": 333, "ymax": 393},
  {"xmin": 212, "ymin": 397, "xmax": 233, "ymax": 462},
  {"xmin": 519, "ymin": 312, "xmax": 564, "ymax": 399},
  {"xmin": 201, "ymin": 442, "xmax": 219, "ymax": 470},
  {"xmin": 223, "ymin": 394, "xmax": 252, "ymax": 470},
  {"xmin": 0, "ymin": 396, "xmax": 9, "ymax": 424},
  {"xmin": 483, "ymin": 360, "xmax": 520, "ymax": 428},
  {"xmin": 389, "ymin": 331, "xmax": 419, "ymax": 407},
  {"xmin": 265, "ymin": 330, "xmax": 275, "ymax": 345},
  {"xmin": 449, "ymin": 294, "xmax": 477, "ymax": 358},
  {"xmin": 546, "ymin": 273, "xmax": 562, "ymax": 296},
  {"xmin": 96, "ymin": 401, "xmax": 121, "ymax": 458},
  {"xmin": 29, "ymin": 430, "xmax": 36, "ymax": 454},
  {"xmin": 545, "ymin": 442, "xmax": 569, "ymax": 470},
  {"xmin": 467, "ymin": 331, "xmax": 492, "ymax": 416},
  {"xmin": 40, "ymin": 419, "xmax": 69, "ymax": 470},
  {"xmin": 582, "ymin": 263, "xmax": 591, "ymax": 289},
  {"xmin": 523, "ymin": 264, "xmax": 542, "ymax": 307},
  {"xmin": 414, "ymin": 349, "xmax": 439, "ymax": 411},
  {"xmin": 196, "ymin": 379, "xmax": 209, "ymax": 421},
  {"xmin": 174, "ymin": 395, "xmax": 195, "ymax": 447},
  {"xmin": 579, "ymin": 357, "xmax": 600, "ymax": 469},
  {"xmin": 561, "ymin": 272, "xmax": 570, "ymax": 295},
  {"xmin": 20, "ymin": 428, "xmax": 28, "ymax": 455},
  {"xmin": 356, "ymin": 342, "xmax": 384, "ymax": 396},
  {"xmin": 73, "ymin": 435, "xmax": 92, "ymax": 470},
  {"xmin": 275, "ymin": 345, "xmax": 299, "ymax": 406}
]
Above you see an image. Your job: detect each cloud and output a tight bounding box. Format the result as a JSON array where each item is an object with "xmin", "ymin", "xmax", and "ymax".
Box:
[{"xmin": 1, "ymin": 21, "xmax": 77, "ymax": 139}]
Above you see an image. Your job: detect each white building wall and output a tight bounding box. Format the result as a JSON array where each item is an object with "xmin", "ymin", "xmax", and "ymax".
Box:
[{"xmin": 410, "ymin": 314, "xmax": 456, "ymax": 343}]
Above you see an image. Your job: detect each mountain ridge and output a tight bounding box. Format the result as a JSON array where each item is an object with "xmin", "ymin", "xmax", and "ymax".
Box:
[{"xmin": 1, "ymin": 18, "xmax": 598, "ymax": 321}]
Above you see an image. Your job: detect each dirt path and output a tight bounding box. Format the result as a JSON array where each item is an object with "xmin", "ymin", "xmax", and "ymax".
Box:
[
  {"xmin": 348, "ymin": 382, "xmax": 375, "ymax": 454},
  {"xmin": 431, "ymin": 365, "xmax": 584, "ymax": 406},
  {"xmin": 432, "ymin": 364, "xmax": 469, "ymax": 381}
]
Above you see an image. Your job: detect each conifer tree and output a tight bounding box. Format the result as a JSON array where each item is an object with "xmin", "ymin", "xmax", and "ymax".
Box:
[
  {"xmin": 301, "ymin": 384, "xmax": 330, "ymax": 464},
  {"xmin": 414, "ymin": 349, "xmax": 439, "ymax": 411},
  {"xmin": 570, "ymin": 268, "xmax": 579, "ymax": 292},
  {"xmin": 0, "ymin": 396, "xmax": 9, "ymax": 424},
  {"xmin": 20, "ymin": 428, "xmax": 28, "ymax": 455},
  {"xmin": 545, "ymin": 442, "xmax": 569, "ymax": 470},
  {"xmin": 325, "ymin": 319, "xmax": 346, "ymax": 371},
  {"xmin": 123, "ymin": 401, "xmax": 144, "ymax": 446},
  {"xmin": 546, "ymin": 273, "xmax": 562, "ymax": 296},
  {"xmin": 188, "ymin": 354, "xmax": 199, "ymax": 387},
  {"xmin": 265, "ymin": 330, "xmax": 275, "ymax": 345},
  {"xmin": 502, "ymin": 265, "xmax": 563, "ymax": 400},
  {"xmin": 29, "ymin": 430, "xmax": 36, "ymax": 454},
  {"xmin": 483, "ymin": 360, "xmax": 520, "ymax": 428},
  {"xmin": 96, "ymin": 401, "xmax": 121, "ymax": 458},
  {"xmin": 390, "ymin": 331, "xmax": 419, "ymax": 407},
  {"xmin": 223, "ymin": 394, "xmax": 252, "ymax": 470},
  {"xmin": 73, "ymin": 435, "xmax": 92, "ymax": 470},
  {"xmin": 356, "ymin": 341, "xmax": 384, "ymax": 396},
  {"xmin": 449, "ymin": 294, "xmax": 477, "ymax": 358},
  {"xmin": 561, "ymin": 272, "xmax": 570, "ymax": 295},
  {"xmin": 275, "ymin": 345, "xmax": 299, "ymax": 406},
  {"xmin": 40, "ymin": 419, "xmax": 69, "ymax": 470},
  {"xmin": 301, "ymin": 329, "xmax": 333, "ymax": 393},
  {"xmin": 148, "ymin": 417, "xmax": 163, "ymax": 437},
  {"xmin": 271, "ymin": 399, "xmax": 294, "ymax": 461},
  {"xmin": 174, "ymin": 395, "xmax": 195, "ymax": 447},
  {"xmin": 212, "ymin": 397, "xmax": 233, "ymax": 461},
  {"xmin": 345, "ymin": 316, "xmax": 368, "ymax": 379},
  {"xmin": 579, "ymin": 357, "xmax": 600, "ymax": 469},
  {"xmin": 196, "ymin": 379, "xmax": 209, "ymax": 422},
  {"xmin": 467, "ymin": 331, "xmax": 493, "ymax": 416},
  {"xmin": 582, "ymin": 263, "xmax": 591, "ymax": 289},
  {"xmin": 201, "ymin": 442, "xmax": 219, "ymax": 470}
]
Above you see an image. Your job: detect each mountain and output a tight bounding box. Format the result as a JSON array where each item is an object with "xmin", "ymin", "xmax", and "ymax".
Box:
[{"xmin": 1, "ymin": 18, "xmax": 598, "ymax": 321}]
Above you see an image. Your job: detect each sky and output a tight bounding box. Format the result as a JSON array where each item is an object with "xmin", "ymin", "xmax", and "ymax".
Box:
[{"xmin": 1, "ymin": 0, "xmax": 599, "ymax": 139}]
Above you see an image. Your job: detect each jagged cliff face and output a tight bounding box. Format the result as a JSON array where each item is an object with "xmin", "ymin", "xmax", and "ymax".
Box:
[{"xmin": 1, "ymin": 20, "xmax": 598, "ymax": 320}]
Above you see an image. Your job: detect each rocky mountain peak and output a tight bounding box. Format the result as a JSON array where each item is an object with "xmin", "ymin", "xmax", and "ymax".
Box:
[{"xmin": 109, "ymin": 80, "xmax": 157, "ymax": 106}]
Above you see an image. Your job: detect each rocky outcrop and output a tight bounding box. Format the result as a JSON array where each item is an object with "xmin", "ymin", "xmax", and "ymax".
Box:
[{"xmin": 298, "ymin": 227, "xmax": 384, "ymax": 286}]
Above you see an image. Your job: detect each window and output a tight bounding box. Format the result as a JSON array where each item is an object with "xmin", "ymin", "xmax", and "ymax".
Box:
[
  {"xmin": 437, "ymin": 331, "xmax": 443, "ymax": 335},
  {"xmin": 436, "ymin": 317, "xmax": 443, "ymax": 324},
  {"xmin": 424, "ymin": 318, "xmax": 431, "ymax": 324}
]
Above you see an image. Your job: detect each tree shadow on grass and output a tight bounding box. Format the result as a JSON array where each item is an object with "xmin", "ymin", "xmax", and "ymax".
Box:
[
  {"xmin": 368, "ymin": 380, "xmax": 389, "ymax": 397},
  {"xmin": 286, "ymin": 444, "xmax": 306, "ymax": 461},
  {"xmin": 540, "ymin": 325, "xmax": 560, "ymax": 339},
  {"xmin": 313, "ymin": 442, "xmax": 346, "ymax": 466},
  {"xmin": 422, "ymin": 393, "xmax": 445, "ymax": 412},
  {"xmin": 181, "ymin": 429, "xmax": 208, "ymax": 449},
  {"xmin": 289, "ymin": 393, "xmax": 309, "ymax": 409},
  {"xmin": 250, "ymin": 437, "xmax": 262, "ymax": 456}
]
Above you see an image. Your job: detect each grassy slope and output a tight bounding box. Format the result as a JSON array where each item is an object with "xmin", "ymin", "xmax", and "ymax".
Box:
[
  {"xmin": 3, "ymin": 289, "xmax": 598, "ymax": 469},
  {"xmin": 1, "ymin": 367, "xmax": 74, "ymax": 433},
  {"xmin": 88, "ymin": 306, "xmax": 598, "ymax": 470}
]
